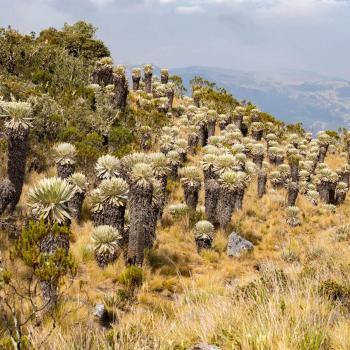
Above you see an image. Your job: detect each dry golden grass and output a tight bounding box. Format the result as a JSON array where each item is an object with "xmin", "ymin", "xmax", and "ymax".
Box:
[{"xmin": 4, "ymin": 147, "xmax": 350, "ymax": 349}]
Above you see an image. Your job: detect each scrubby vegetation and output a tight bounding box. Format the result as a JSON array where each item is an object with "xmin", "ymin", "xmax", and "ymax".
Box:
[{"xmin": 2, "ymin": 22, "xmax": 350, "ymax": 350}]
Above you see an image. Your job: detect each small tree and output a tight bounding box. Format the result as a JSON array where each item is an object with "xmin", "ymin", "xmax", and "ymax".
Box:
[
  {"xmin": 95, "ymin": 154, "xmax": 120, "ymax": 181},
  {"xmin": 91, "ymin": 225, "xmax": 123, "ymax": 267},
  {"xmin": 53, "ymin": 143, "xmax": 77, "ymax": 179},
  {"xmin": 132, "ymin": 68, "xmax": 141, "ymax": 91},
  {"xmin": 0, "ymin": 100, "xmax": 32, "ymax": 211},
  {"xmin": 160, "ymin": 68, "xmax": 169, "ymax": 84},
  {"xmin": 113, "ymin": 64, "xmax": 128, "ymax": 111},
  {"xmin": 26, "ymin": 177, "xmax": 75, "ymax": 307},
  {"xmin": 180, "ymin": 166, "xmax": 202, "ymax": 210},
  {"xmin": 194, "ymin": 220, "xmax": 214, "ymax": 252},
  {"xmin": 143, "ymin": 64, "xmax": 153, "ymax": 94},
  {"xmin": 92, "ymin": 57, "xmax": 114, "ymax": 86},
  {"xmin": 67, "ymin": 172, "xmax": 88, "ymax": 223},
  {"xmin": 90, "ymin": 177, "xmax": 128, "ymax": 236},
  {"xmin": 257, "ymin": 168, "xmax": 267, "ymax": 199},
  {"xmin": 217, "ymin": 171, "xmax": 243, "ymax": 228},
  {"xmin": 127, "ymin": 163, "xmax": 154, "ymax": 266},
  {"xmin": 149, "ymin": 152, "xmax": 170, "ymax": 216}
]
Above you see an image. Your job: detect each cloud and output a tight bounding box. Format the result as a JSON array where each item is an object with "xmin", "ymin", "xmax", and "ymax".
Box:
[
  {"xmin": 175, "ymin": 5, "xmax": 204, "ymax": 14},
  {"xmin": 89, "ymin": 0, "xmax": 115, "ymax": 6}
]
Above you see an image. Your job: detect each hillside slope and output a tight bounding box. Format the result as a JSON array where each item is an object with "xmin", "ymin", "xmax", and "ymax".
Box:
[{"xmin": 172, "ymin": 66, "xmax": 350, "ymax": 132}]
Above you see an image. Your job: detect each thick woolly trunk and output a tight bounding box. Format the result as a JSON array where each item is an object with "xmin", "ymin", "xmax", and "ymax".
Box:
[
  {"xmin": 144, "ymin": 73, "xmax": 152, "ymax": 93},
  {"xmin": 317, "ymin": 182, "xmax": 330, "ymax": 203},
  {"xmin": 207, "ymin": 121, "xmax": 216, "ymax": 138},
  {"xmin": 127, "ymin": 182, "xmax": 153, "ymax": 266},
  {"xmin": 57, "ymin": 163, "xmax": 75, "ymax": 179},
  {"xmin": 132, "ymin": 76, "xmax": 141, "ymax": 91},
  {"xmin": 140, "ymin": 134, "xmax": 151, "ymax": 152},
  {"xmin": 198, "ymin": 125, "xmax": 208, "ymax": 147},
  {"xmin": 252, "ymin": 130, "xmax": 263, "ymax": 141},
  {"xmin": 194, "ymin": 96, "xmax": 200, "ymax": 108},
  {"xmin": 145, "ymin": 206, "xmax": 158, "ymax": 249},
  {"xmin": 268, "ymin": 155, "xmax": 276, "ymax": 165},
  {"xmin": 188, "ymin": 133, "xmax": 199, "ymax": 155},
  {"xmin": 240, "ymin": 124, "xmax": 249, "ymax": 137},
  {"xmin": 318, "ymin": 146, "xmax": 328, "ymax": 163},
  {"xmin": 183, "ymin": 182, "xmax": 200, "ymax": 210},
  {"xmin": 195, "ymin": 238, "xmax": 212, "ymax": 252},
  {"xmin": 347, "ymin": 140, "xmax": 350, "ymax": 165},
  {"xmin": 290, "ymin": 164, "xmax": 299, "ymax": 182},
  {"xmin": 339, "ymin": 172, "xmax": 350, "ymax": 189},
  {"xmin": 287, "ymin": 182, "xmax": 299, "ymax": 207},
  {"xmin": 219, "ymin": 121, "xmax": 227, "ymax": 131},
  {"xmin": 92, "ymin": 67, "xmax": 114, "ymax": 86},
  {"xmin": 157, "ymin": 105, "xmax": 169, "ymax": 114},
  {"xmin": 257, "ymin": 169, "xmax": 267, "ymax": 199},
  {"xmin": 234, "ymin": 189, "xmax": 245, "ymax": 210},
  {"xmin": 0, "ymin": 179, "xmax": 16, "ymax": 215},
  {"xmin": 336, "ymin": 192, "xmax": 346, "ymax": 205},
  {"xmin": 113, "ymin": 74, "xmax": 128, "ymax": 111},
  {"xmin": 203, "ymin": 166, "xmax": 218, "ymax": 183},
  {"xmin": 216, "ymin": 188, "xmax": 236, "ymax": 228},
  {"xmin": 155, "ymin": 174, "xmax": 167, "ymax": 217},
  {"xmin": 205, "ymin": 179, "xmax": 220, "ymax": 227},
  {"xmin": 39, "ymin": 231, "xmax": 70, "ymax": 308},
  {"xmin": 7, "ymin": 129, "xmax": 29, "ymax": 211},
  {"xmin": 91, "ymin": 203, "xmax": 125, "ymax": 237},
  {"xmin": 253, "ymin": 155, "xmax": 264, "ymax": 169},
  {"xmin": 178, "ymin": 150, "xmax": 187, "ymax": 163},
  {"xmin": 102, "ymin": 202, "xmax": 126, "ymax": 236},
  {"xmin": 236, "ymin": 115, "xmax": 243, "ymax": 130},
  {"xmin": 170, "ymin": 164, "xmax": 179, "ymax": 181},
  {"xmin": 329, "ymin": 183, "xmax": 337, "ymax": 205},
  {"xmin": 167, "ymin": 90, "xmax": 174, "ymax": 110},
  {"xmin": 275, "ymin": 156, "xmax": 285, "ymax": 166},
  {"xmin": 161, "ymin": 74, "xmax": 168, "ymax": 84},
  {"xmin": 68, "ymin": 192, "xmax": 85, "ymax": 223},
  {"xmin": 95, "ymin": 249, "xmax": 118, "ymax": 268}
]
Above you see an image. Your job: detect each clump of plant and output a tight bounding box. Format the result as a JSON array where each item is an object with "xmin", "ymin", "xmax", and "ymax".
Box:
[
  {"xmin": 180, "ymin": 166, "xmax": 202, "ymax": 210},
  {"xmin": 194, "ymin": 220, "xmax": 215, "ymax": 252},
  {"xmin": 53, "ymin": 142, "xmax": 77, "ymax": 179},
  {"xmin": 91, "ymin": 225, "xmax": 123, "ymax": 268},
  {"xmin": 285, "ymin": 206, "xmax": 301, "ymax": 227},
  {"xmin": 118, "ymin": 265, "xmax": 144, "ymax": 293},
  {"xmin": 68, "ymin": 172, "xmax": 88, "ymax": 222},
  {"xmin": 95, "ymin": 154, "xmax": 120, "ymax": 180}
]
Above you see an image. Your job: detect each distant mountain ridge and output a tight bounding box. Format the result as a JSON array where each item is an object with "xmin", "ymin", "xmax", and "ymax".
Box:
[{"xmin": 170, "ymin": 66, "xmax": 350, "ymax": 132}]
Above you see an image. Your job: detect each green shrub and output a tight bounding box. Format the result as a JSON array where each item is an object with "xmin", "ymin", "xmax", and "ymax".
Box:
[
  {"xmin": 15, "ymin": 221, "xmax": 77, "ymax": 282},
  {"xmin": 75, "ymin": 132, "xmax": 105, "ymax": 169},
  {"xmin": 118, "ymin": 265, "xmax": 144, "ymax": 291},
  {"xmin": 109, "ymin": 126, "xmax": 134, "ymax": 157}
]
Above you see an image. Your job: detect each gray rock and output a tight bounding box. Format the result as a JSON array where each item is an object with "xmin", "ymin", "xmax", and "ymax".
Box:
[
  {"xmin": 188, "ymin": 343, "xmax": 222, "ymax": 350},
  {"xmin": 93, "ymin": 304, "xmax": 106, "ymax": 318},
  {"xmin": 227, "ymin": 232, "xmax": 254, "ymax": 257},
  {"xmin": 93, "ymin": 303, "xmax": 117, "ymax": 328}
]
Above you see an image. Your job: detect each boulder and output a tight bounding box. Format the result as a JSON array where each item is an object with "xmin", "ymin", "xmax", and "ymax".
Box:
[
  {"xmin": 227, "ymin": 232, "xmax": 254, "ymax": 257},
  {"xmin": 93, "ymin": 304, "xmax": 117, "ymax": 328},
  {"xmin": 188, "ymin": 343, "xmax": 222, "ymax": 350}
]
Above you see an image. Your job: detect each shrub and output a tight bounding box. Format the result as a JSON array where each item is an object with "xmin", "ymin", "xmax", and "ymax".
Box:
[
  {"xmin": 109, "ymin": 127, "xmax": 134, "ymax": 157},
  {"xmin": 15, "ymin": 221, "xmax": 77, "ymax": 281},
  {"xmin": 118, "ymin": 265, "xmax": 144, "ymax": 291}
]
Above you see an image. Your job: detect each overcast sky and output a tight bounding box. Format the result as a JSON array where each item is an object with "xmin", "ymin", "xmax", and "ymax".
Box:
[{"xmin": 1, "ymin": 0, "xmax": 350, "ymax": 79}]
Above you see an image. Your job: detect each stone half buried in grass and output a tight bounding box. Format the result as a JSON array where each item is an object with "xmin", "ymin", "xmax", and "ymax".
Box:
[
  {"xmin": 93, "ymin": 303, "xmax": 118, "ymax": 328},
  {"xmin": 227, "ymin": 232, "xmax": 254, "ymax": 257}
]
